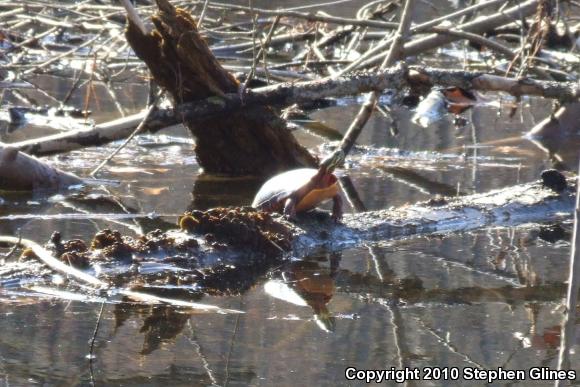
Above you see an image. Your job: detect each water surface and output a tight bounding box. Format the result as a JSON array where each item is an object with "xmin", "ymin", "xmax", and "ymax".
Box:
[{"xmin": 0, "ymin": 0, "xmax": 579, "ymax": 386}]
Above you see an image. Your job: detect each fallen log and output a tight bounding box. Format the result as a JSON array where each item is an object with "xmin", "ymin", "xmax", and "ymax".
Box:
[
  {"xmin": 6, "ymin": 110, "xmax": 168, "ymax": 156},
  {"xmin": 0, "ymin": 145, "xmax": 83, "ymax": 191},
  {"xmin": 10, "ymin": 65, "xmax": 580, "ymax": 156},
  {"xmin": 291, "ymin": 175, "xmax": 575, "ymax": 254},
  {"xmin": 16, "ymin": 173, "xmax": 576, "ymax": 262}
]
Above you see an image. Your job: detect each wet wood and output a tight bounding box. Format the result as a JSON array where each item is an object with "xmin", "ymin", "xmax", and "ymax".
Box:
[
  {"xmin": 290, "ymin": 177, "xmax": 575, "ymax": 255},
  {"xmin": 337, "ymin": 0, "xmax": 540, "ymax": 74},
  {"xmin": 0, "ymin": 176, "xmax": 574, "ymax": 308},
  {"xmin": 7, "ymin": 173, "xmax": 567, "ymax": 261},
  {"xmin": 408, "ymin": 68, "xmax": 580, "ymax": 100},
  {"xmin": 0, "ymin": 145, "xmax": 83, "ymax": 191},
  {"xmin": 11, "ymin": 65, "xmax": 580, "ymax": 157},
  {"xmin": 124, "ymin": 0, "xmax": 316, "ymax": 176},
  {"xmin": 7, "ymin": 110, "xmax": 169, "ymax": 156}
]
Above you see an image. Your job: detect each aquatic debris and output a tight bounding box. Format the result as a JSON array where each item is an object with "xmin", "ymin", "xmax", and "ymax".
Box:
[
  {"xmin": 179, "ymin": 207, "xmax": 293, "ymax": 255},
  {"xmin": 6, "ymin": 208, "xmax": 293, "ymax": 295},
  {"xmin": 4, "ymin": 105, "xmax": 91, "ymax": 132},
  {"xmin": 541, "ymin": 169, "xmax": 568, "ymax": 193},
  {"xmin": 412, "ymin": 89, "xmax": 448, "ymax": 128},
  {"xmin": 19, "ymin": 227, "xmax": 201, "ymax": 270},
  {"xmin": 0, "ymin": 235, "xmax": 243, "ymax": 314},
  {"xmin": 412, "ymin": 87, "xmax": 477, "ymax": 128}
]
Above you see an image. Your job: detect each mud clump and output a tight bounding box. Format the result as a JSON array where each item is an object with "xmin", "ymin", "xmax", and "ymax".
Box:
[
  {"xmin": 179, "ymin": 207, "xmax": 292, "ymax": 255},
  {"xmin": 90, "ymin": 228, "xmax": 199, "ymax": 261},
  {"xmin": 91, "ymin": 229, "xmax": 137, "ymax": 261},
  {"xmin": 59, "ymin": 251, "xmax": 90, "ymax": 269},
  {"xmin": 20, "ymin": 208, "xmax": 290, "ymax": 289},
  {"xmin": 35, "ymin": 228, "xmax": 200, "ymax": 269},
  {"xmin": 425, "ymin": 196, "xmax": 448, "ymax": 207},
  {"xmin": 44, "ymin": 231, "xmax": 91, "ymax": 269},
  {"xmin": 541, "ymin": 169, "xmax": 567, "ymax": 193}
]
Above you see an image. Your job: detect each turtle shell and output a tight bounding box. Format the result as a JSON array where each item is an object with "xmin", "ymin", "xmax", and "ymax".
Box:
[{"xmin": 252, "ymin": 168, "xmax": 338, "ymax": 212}]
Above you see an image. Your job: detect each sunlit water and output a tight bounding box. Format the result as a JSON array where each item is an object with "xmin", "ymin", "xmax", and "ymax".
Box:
[{"xmin": 1, "ymin": 1, "xmax": 580, "ymax": 386}]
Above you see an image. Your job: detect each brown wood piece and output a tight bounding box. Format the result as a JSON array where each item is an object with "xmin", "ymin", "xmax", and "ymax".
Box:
[{"xmin": 125, "ymin": 0, "xmax": 316, "ymax": 176}]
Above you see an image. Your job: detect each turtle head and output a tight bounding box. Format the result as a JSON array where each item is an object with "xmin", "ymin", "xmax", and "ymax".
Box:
[{"xmin": 320, "ymin": 150, "xmax": 345, "ymax": 173}]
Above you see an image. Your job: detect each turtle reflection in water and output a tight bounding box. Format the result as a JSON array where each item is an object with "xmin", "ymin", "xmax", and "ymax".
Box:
[{"xmin": 252, "ymin": 151, "xmax": 344, "ymax": 222}]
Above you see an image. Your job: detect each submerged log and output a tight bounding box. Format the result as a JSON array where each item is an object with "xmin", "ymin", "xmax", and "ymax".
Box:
[
  {"xmin": 0, "ymin": 145, "xmax": 83, "ymax": 191},
  {"xmin": 7, "ymin": 110, "xmax": 167, "ymax": 156},
  {"xmin": 124, "ymin": 0, "xmax": 316, "ymax": 176}
]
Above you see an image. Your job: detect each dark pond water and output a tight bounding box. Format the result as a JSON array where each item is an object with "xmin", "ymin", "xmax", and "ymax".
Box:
[{"xmin": 1, "ymin": 0, "xmax": 580, "ymax": 386}]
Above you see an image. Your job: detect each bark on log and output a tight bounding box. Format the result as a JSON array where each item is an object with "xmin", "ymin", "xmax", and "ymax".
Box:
[
  {"xmin": 10, "ymin": 66, "xmax": 580, "ymax": 156},
  {"xmin": 124, "ymin": 0, "xmax": 316, "ymax": 176},
  {"xmin": 0, "ymin": 145, "xmax": 83, "ymax": 191},
  {"xmin": 290, "ymin": 177, "xmax": 574, "ymax": 255}
]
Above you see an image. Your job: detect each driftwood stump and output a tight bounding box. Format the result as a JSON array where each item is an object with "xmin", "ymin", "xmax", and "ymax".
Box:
[{"xmin": 125, "ymin": 0, "xmax": 316, "ymax": 176}]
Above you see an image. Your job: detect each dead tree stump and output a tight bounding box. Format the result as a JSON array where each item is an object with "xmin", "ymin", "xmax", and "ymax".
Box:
[{"xmin": 125, "ymin": 0, "xmax": 316, "ymax": 176}]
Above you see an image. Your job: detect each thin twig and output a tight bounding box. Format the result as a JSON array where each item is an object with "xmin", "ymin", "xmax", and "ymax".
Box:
[
  {"xmin": 88, "ymin": 300, "xmax": 106, "ymax": 387},
  {"xmin": 21, "ymin": 32, "xmax": 104, "ymax": 75},
  {"xmin": 337, "ymin": 0, "xmax": 415, "ymax": 157},
  {"xmin": 3, "ymin": 230, "xmax": 21, "ymax": 261},
  {"xmin": 8, "ymin": 26, "xmax": 58, "ymax": 53},
  {"xmin": 89, "ymin": 94, "xmax": 161, "ymax": 177},
  {"xmin": 241, "ymin": 0, "xmax": 259, "ymax": 92},
  {"xmin": 197, "ymin": 0, "xmax": 211, "ymax": 29},
  {"xmin": 224, "ymin": 310, "xmax": 242, "ymax": 387},
  {"xmin": 555, "ymin": 162, "xmax": 580, "ymax": 380},
  {"xmin": 186, "ymin": 321, "xmax": 220, "ymax": 386},
  {"xmin": 256, "ymin": 15, "xmax": 281, "ymax": 83},
  {"xmin": 334, "ymin": 0, "xmax": 539, "ymax": 76},
  {"xmin": 120, "ymin": 0, "xmax": 147, "ymax": 35}
]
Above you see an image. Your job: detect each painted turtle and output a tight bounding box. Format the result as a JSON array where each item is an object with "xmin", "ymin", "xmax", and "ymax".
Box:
[{"xmin": 252, "ymin": 151, "xmax": 344, "ymax": 221}]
